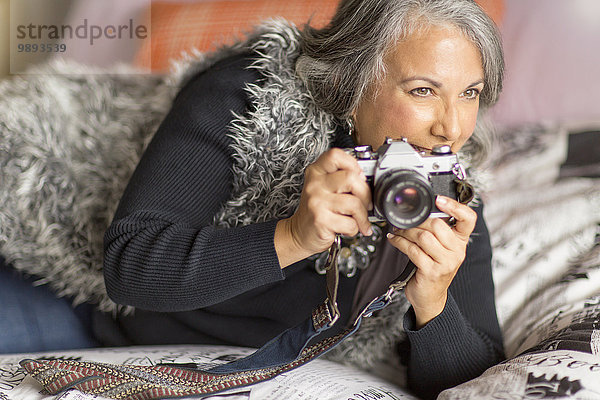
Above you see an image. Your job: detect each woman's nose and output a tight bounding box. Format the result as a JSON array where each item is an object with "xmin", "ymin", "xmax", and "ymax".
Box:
[{"xmin": 432, "ymin": 102, "xmax": 461, "ymax": 142}]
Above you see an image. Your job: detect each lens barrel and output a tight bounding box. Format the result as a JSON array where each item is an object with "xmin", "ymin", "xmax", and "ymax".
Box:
[{"xmin": 374, "ymin": 170, "xmax": 434, "ymax": 229}]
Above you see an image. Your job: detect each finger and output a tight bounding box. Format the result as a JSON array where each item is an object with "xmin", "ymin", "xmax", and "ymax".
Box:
[
  {"xmin": 401, "ymin": 217, "xmax": 457, "ymax": 250},
  {"xmin": 435, "ymin": 196, "xmax": 477, "ymax": 238},
  {"xmin": 327, "ymin": 212, "xmax": 361, "ymax": 237},
  {"xmin": 388, "ymin": 232, "xmax": 459, "ymax": 282},
  {"xmin": 386, "ymin": 233, "xmax": 434, "ymax": 270},
  {"xmin": 332, "ymin": 193, "xmax": 372, "ymax": 236},
  {"xmin": 313, "ymin": 148, "xmax": 363, "ymax": 176},
  {"xmin": 391, "ymin": 226, "xmax": 450, "ymax": 262},
  {"xmin": 325, "ymin": 170, "xmax": 371, "ymax": 210},
  {"xmin": 305, "ymin": 208, "xmax": 360, "ymax": 246}
]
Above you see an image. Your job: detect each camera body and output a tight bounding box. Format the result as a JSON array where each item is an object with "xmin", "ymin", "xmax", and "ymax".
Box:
[{"xmin": 347, "ymin": 138, "xmax": 467, "ymax": 229}]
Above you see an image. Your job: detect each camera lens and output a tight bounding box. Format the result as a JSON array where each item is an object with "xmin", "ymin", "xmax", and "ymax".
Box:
[
  {"xmin": 374, "ymin": 170, "xmax": 433, "ymax": 229},
  {"xmin": 393, "ymin": 187, "xmax": 421, "ymax": 213}
]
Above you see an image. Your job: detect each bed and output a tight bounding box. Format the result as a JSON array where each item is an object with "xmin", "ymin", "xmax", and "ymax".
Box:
[{"xmin": 1, "ymin": 1, "xmax": 599, "ymax": 399}]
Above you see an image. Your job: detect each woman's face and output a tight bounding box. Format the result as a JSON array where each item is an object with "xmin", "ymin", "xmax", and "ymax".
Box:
[{"xmin": 353, "ymin": 25, "xmax": 484, "ymax": 153}]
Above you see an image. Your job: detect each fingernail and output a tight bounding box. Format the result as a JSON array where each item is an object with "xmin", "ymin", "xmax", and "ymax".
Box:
[
  {"xmin": 436, "ymin": 196, "xmax": 447, "ymax": 205},
  {"xmin": 367, "ymin": 226, "xmax": 373, "ymax": 236},
  {"xmin": 368, "ymin": 202, "xmax": 374, "ymax": 211},
  {"xmin": 386, "ymin": 233, "xmax": 393, "ymax": 239},
  {"xmin": 359, "ymin": 171, "xmax": 367, "ymax": 181}
]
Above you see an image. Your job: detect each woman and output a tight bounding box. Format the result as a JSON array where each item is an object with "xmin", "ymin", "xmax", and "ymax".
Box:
[{"xmin": 96, "ymin": 0, "xmax": 505, "ymax": 398}]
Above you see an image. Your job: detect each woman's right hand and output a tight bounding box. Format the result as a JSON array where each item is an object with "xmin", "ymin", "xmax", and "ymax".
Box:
[{"xmin": 275, "ymin": 148, "xmax": 373, "ymax": 268}]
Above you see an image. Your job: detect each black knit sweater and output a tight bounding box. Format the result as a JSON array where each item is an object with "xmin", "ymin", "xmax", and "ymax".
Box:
[{"xmin": 95, "ymin": 53, "xmax": 504, "ymax": 399}]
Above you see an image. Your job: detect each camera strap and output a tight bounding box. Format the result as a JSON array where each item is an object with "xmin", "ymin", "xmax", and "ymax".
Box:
[
  {"xmin": 452, "ymin": 163, "xmax": 475, "ymax": 205},
  {"xmin": 20, "ymin": 235, "xmax": 414, "ymax": 399}
]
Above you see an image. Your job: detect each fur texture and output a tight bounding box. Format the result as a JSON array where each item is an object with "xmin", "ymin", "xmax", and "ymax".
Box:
[
  {"xmin": 0, "ymin": 61, "xmax": 176, "ymax": 312},
  {"xmin": 212, "ymin": 23, "xmax": 337, "ymax": 228}
]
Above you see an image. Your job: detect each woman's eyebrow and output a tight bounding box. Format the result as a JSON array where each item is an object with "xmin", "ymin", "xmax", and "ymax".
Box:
[
  {"xmin": 467, "ymin": 79, "xmax": 485, "ymax": 88},
  {"xmin": 401, "ymin": 76, "xmax": 442, "ymax": 88},
  {"xmin": 401, "ymin": 77, "xmax": 485, "ymax": 89}
]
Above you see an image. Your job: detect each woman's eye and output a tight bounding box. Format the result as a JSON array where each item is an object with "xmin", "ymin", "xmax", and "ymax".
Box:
[
  {"xmin": 462, "ymin": 88, "xmax": 480, "ymax": 99},
  {"xmin": 410, "ymin": 87, "xmax": 433, "ymax": 97}
]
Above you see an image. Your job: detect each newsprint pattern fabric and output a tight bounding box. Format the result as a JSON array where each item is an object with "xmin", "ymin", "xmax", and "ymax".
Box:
[
  {"xmin": 0, "ymin": 346, "xmax": 415, "ymax": 400},
  {"xmin": 17, "ymin": 329, "xmax": 354, "ymax": 400},
  {"xmin": 440, "ymin": 124, "xmax": 600, "ymax": 399}
]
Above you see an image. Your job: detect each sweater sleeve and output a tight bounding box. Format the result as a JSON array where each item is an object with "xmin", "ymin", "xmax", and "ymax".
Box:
[
  {"xmin": 402, "ymin": 203, "xmax": 505, "ymax": 400},
  {"xmin": 103, "ymin": 54, "xmax": 285, "ymax": 312}
]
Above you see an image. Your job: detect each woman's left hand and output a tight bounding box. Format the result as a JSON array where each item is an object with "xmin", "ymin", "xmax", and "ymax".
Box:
[{"xmin": 386, "ymin": 195, "xmax": 477, "ymax": 329}]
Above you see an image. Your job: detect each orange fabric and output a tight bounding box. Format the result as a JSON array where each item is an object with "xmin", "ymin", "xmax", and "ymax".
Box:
[
  {"xmin": 135, "ymin": 0, "xmax": 339, "ymax": 72},
  {"xmin": 135, "ymin": 0, "xmax": 504, "ymax": 73}
]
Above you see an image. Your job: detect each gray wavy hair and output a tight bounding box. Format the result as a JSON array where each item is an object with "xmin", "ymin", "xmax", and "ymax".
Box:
[{"xmin": 296, "ymin": 0, "xmax": 504, "ymax": 166}]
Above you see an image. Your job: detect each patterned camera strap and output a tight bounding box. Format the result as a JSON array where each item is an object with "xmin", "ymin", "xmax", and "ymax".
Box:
[{"xmin": 20, "ymin": 236, "xmax": 416, "ymax": 400}]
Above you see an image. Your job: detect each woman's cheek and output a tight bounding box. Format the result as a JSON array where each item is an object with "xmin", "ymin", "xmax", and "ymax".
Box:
[
  {"xmin": 455, "ymin": 106, "xmax": 479, "ymax": 148},
  {"xmin": 378, "ymin": 101, "xmax": 427, "ymax": 143}
]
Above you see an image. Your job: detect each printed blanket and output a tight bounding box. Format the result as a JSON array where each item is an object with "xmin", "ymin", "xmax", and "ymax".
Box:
[{"xmin": 441, "ymin": 124, "xmax": 600, "ymax": 399}]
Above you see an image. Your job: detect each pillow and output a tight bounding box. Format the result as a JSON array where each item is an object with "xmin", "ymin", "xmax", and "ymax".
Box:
[
  {"xmin": 134, "ymin": 0, "xmax": 340, "ymax": 72},
  {"xmin": 134, "ymin": 0, "xmax": 504, "ymax": 73},
  {"xmin": 439, "ymin": 350, "xmax": 600, "ymax": 399},
  {"xmin": 490, "ymin": 0, "xmax": 600, "ymax": 128},
  {"xmin": 438, "ymin": 124, "xmax": 600, "ymax": 400}
]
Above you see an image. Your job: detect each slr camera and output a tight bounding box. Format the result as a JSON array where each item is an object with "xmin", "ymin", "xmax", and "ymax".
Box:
[{"xmin": 347, "ymin": 137, "xmax": 471, "ymax": 229}]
